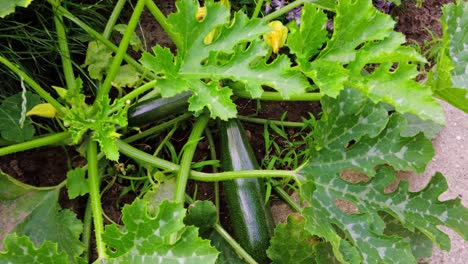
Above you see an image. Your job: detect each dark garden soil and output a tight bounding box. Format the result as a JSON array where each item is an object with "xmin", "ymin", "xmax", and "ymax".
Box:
[{"xmin": 0, "ymin": 0, "xmax": 454, "ymax": 260}]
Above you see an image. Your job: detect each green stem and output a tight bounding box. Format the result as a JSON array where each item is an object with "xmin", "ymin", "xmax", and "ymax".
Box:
[
  {"xmin": 204, "ymin": 128, "xmax": 220, "ymax": 213},
  {"xmin": 252, "ymin": 0, "xmax": 265, "ymax": 19},
  {"xmin": 184, "ymin": 195, "xmax": 257, "ymax": 264},
  {"xmin": 0, "ymin": 56, "xmax": 65, "ymax": 115},
  {"xmin": 116, "ymin": 139, "xmax": 298, "ymax": 181},
  {"xmin": 121, "ymin": 80, "xmax": 157, "ymax": 103},
  {"xmin": 81, "ymin": 198, "xmax": 93, "ymax": 262},
  {"xmin": 262, "ymin": 0, "xmax": 305, "ymax": 22},
  {"xmin": 87, "ymin": 140, "xmax": 107, "ymax": 260},
  {"xmin": 214, "ymin": 224, "xmax": 259, "ymax": 264},
  {"xmin": 191, "ymin": 169, "xmax": 296, "ymax": 181},
  {"xmin": 124, "ymin": 112, "xmax": 192, "ymax": 142},
  {"xmin": 0, "ymin": 171, "xmax": 66, "ymax": 191},
  {"xmin": 51, "ymin": 3, "xmax": 151, "ymax": 77},
  {"xmin": 273, "ymin": 184, "xmax": 302, "ymax": 212},
  {"xmin": 0, "ymin": 132, "xmax": 70, "ymax": 156},
  {"xmin": 145, "ymin": 1, "xmax": 183, "ymax": 50},
  {"xmin": 102, "ymin": 0, "xmax": 127, "ymax": 39},
  {"xmin": 174, "ymin": 114, "xmax": 209, "ymax": 203},
  {"xmin": 52, "ymin": 4, "xmax": 75, "ymax": 90},
  {"xmin": 117, "ymin": 139, "xmax": 180, "ymax": 171},
  {"xmin": 235, "ymin": 90, "xmax": 323, "ymax": 101},
  {"xmin": 238, "ymin": 115, "xmax": 305, "ymax": 128},
  {"xmin": 98, "ymin": 0, "xmax": 147, "ymax": 100}
]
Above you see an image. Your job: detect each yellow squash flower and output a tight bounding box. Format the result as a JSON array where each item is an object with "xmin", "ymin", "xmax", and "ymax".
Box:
[{"xmin": 263, "ymin": 21, "xmax": 288, "ymax": 53}]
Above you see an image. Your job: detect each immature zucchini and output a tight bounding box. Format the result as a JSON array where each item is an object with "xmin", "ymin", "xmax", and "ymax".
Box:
[
  {"xmin": 127, "ymin": 92, "xmax": 190, "ymax": 127},
  {"xmin": 220, "ymin": 119, "xmax": 275, "ymax": 263}
]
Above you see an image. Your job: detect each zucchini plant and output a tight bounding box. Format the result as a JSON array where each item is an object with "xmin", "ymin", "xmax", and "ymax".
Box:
[{"xmin": 0, "ymin": 0, "xmax": 467, "ymax": 263}]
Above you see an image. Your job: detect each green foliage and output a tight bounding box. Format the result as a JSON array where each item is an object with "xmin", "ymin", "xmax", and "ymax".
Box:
[
  {"xmin": 0, "ymin": 92, "xmax": 41, "ymax": 142},
  {"xmin": 63, "ymin": 80, "xmax": 128, "ymax": 161},
  {"xmin": 296, "ymin": 89, "xmax": 468, "ymax": 263},
  {"xmin": 267, "ymin": 214, "xmax": 318, "ymax": 263},
  {"xmin": 141, "ymin": 0, "xmax": 309, "ymax": 119},
  {"xmin": 430, "ymin": 1, "xmax": 468, "ymax": 112},
  {"xmin": 184, "ymin": 200, "xmax": 218, "ymax": 235},
  {"xmin": 82, "ymin": 41, "xmax": 140, "ymax": 88},
  {"xmin": 66, "ymin": 168, "xmax": 89, "ymax": 199},
  {"xmin": 0, "ymin": 171, "xmax": 84, "ymax": 263},
  {"xmin": 0, "ymin": 233, "xmax": 68, "ymax": 264},
  {"xmin": 102, "ymin": 199, "xmax": 219, "ymax": 263},
  {"xmin": 113, "ymin": 24, "xmax": 143, "ymax": 51},
  {"xmin": 83, "ymin": 41, "xmax": 112, "ymax": 81},
  {"xmin": 0, "ymin": 0, "xmax": 33, "ymax": 18},
  {"xmin": 291, "ymin": 1, "xmax": 445, "ymax": 124}
]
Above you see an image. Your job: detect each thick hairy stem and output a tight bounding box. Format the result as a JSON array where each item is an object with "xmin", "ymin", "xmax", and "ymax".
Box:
[
  {"xmin": 174, "ymin": 114, "xmax": 209, "ymax": 203},
  {"xmin": 86, "ymin": 140, "xmax": 107, "ymax": 260}
]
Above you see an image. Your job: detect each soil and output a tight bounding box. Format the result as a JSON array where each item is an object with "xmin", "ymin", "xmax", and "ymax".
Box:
[{"xmin": 0, "ymin": 0, "xmax": 457, "ymax": 262}]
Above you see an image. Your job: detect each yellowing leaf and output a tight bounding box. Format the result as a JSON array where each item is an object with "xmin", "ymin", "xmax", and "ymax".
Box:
[
  {"xmin": 26, "ymin": 103, "xmax": 57, "ymax": 118},
  {"xmin": 52, "ymin": 86, "xmax": 68, "ymax": 99},
  {"xmin": 263, "ymin": 21, "xmax": 288, "ymax": 53}
]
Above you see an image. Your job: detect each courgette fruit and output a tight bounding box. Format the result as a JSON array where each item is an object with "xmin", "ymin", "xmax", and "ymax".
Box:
[
  {"xmin": 220, "ymin": 119, "xmax": 275, "ymax": 263},
  {"xmin": 127, "ymin": 92, "xmax": 190, "ymax": 126}
]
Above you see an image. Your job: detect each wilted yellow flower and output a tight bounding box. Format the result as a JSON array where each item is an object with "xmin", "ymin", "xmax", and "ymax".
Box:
[
  {"xmin": 26, "ymin": 103, "xmax": 57, "ymax": 118},
  {"xmin": 196, "ymin": 6, "xmax": 206, "ymax": 21},
  {"xmin": 263, "ymin": 21, "xmax": 288, "ymax": 53}
]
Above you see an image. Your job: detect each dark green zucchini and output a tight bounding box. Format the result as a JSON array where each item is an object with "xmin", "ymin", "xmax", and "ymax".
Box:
[
  {"xmin": 220, "ymin": 119, "xmax": 275, "ymax": 263},
  {"xmin": 127, "ymin": 92, "xmax": 190, "ymax": 127}
]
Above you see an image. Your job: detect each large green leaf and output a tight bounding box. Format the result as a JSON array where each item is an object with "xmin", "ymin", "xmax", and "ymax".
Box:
[
  {"xmin": 0, "ymin": 0, "xmax": 33, "ymax": 18},
  {"xmin": 0, "ymin": 92, "xmax": 41, "ymax": 142},
  {"xmin": 301, "ymin": 89, "xmax": 434, "ymax": 182},
  {"xmin": 431, "ymin": 1, "xmax": 468, "ymax": 112},
  {"xmin": 0, "ymin": 233, "xmax": 68, "ymax": 263},
  {"xmin": 294, "ymin": 1, "xmax": 444, "ymax": 124},
  {"xmin": 296, "ymin": 90, "xmax": 467, "ymax": 263},
  {"xmin": 0, "ymin": 171, "xmax": 84, "ymax": 263},
  {"xmin": 141, "ymin": 0, "xmax": 309, "ymax": 120},
  {"xmin": 102, "ymin": 199, "xmax": 219, "ymax": 263}
]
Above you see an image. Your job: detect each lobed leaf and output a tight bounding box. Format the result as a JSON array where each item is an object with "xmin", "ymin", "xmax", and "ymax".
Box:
[
  {"xmin": 83, "ymin": 41, "xmax": 113, "ymax": 81},
  {"xmin": 66, "ymin": 168, "xmax": 89, "ymax": 199},
  {"xmin": 295, "ymin": 1, "xmax": 444, "ymax": 124},
  {"xmin": 64, "ymin": 96, "xmax": 127, "ymax": 161},
  {"xmin": 0, "ymin": 233, "xmax": 68, "ymax": 264},
  {"xmin": 431, "ymin": 1, "xmax": 468, "ymax": 112},
  {"xmin": 0, "ymin": 171, "xmax": 84, "ymax": 263},
  {"xmin": 141, "ymin": 0, "xmax": 309, "ymax": 119},
  {"xmin": 296, "ymin": 89, "xmax": 467, "ymax": 263},
  {"xmin": 102, "ymin": 199, "xmax": 219, "ymax": 263},
  {"xmin": 184, "ymin": 200, "xmax": 217, "ymax": 235},
  {"xmin": 266, "ymin": 214, "xmax": 318, "ymax": 263}
]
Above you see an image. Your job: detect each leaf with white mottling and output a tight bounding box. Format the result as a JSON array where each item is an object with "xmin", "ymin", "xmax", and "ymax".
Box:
[
  {"xmin": 296, "ymin": 90, "xmax": 467, "ymax": 263},
  {"xmin": 102, "ymin": 199, "xmax": 219, "ymax": 263},
  {"xmin": 0, "ymin": 171, "xmax": 84, "ymax": 263},
  {"xmin": 431, "ymin": 1, "xmax": 468, "ymax": 112},
  {"xmin": 0, "ymin": 234, "xmax": 68, "ymax": 263}
]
